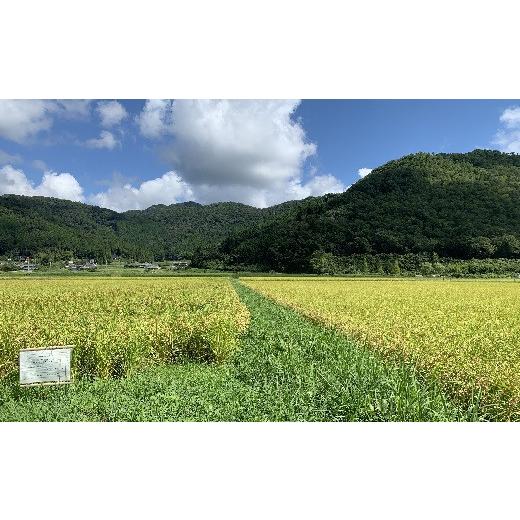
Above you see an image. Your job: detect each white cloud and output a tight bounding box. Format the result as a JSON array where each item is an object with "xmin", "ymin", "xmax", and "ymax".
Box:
[
  {"xmin": 0, "ymin": 165, "xmax": 33, "ymax": 195},
  {"xmin": 493, "ymin": 106, "xmax": 520, "ymax": 153},
  {"xmin": 85, "ymin": 130, "xmax": 119, "ymax": 150},
  {"xmin": 163, "ymin": 100, "xmax": 316, "ymax": 186},
  {"xmin": 358, "ymin": 167, "xmax": 372, "ymax": 178},
  {"xmin": 0, "ymin": 100, "xmax": 54, "ymax": 143},
  {"xmin": 0, "ymin": 149, "xmax": 22, "ymax": 165},
  {"xmin": 0, "ymin": 165, "xmax": 84, "ymax": 201},
  {"xmin": 135, "ymin": 99, "xmax": 344, "ymax": 206},
  {"xmin": 89, "ymin": 171, "xmax": 193, "ymax": 212},
  {"xmin": 37, "ymin": 172, "xmax": 84, "ymax": 201},
  {"xmin": 499, "ymin": 107, "xmax": 520, "ymax": 128},
  {"xmin": 137, "ymin": 99, "xmax": 174, "ymax": 139},
  {"xmin": 493, "ymin": 130, "xmax": 520, "ymax": 153},
  {"xmin": 97, "ymin": 101, "xmax": 128, "ymax": 128},
  {"xmin": 0, "ymin": 100, "xmax": 92, "ymax": 144},
  {"xmin": 294, "ymin": 174, "xmax": 346, "ymax": 197}
]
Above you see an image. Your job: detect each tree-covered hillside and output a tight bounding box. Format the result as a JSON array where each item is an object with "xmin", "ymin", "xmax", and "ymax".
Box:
[
  {"xmin": 218, "ymin": 150, "xmax": 520, "ymax": 271},
  {"xmin": 0, "ymin": 194, "xmax": 298, "ymax": 261},
  {"xmin": 2, "ymin": 149, "xmax": 520, "ymax": 271},
  {"xmin": 116, "ymin": 202, "xmax": 264, "ymax": 259},
  {"xmin": 0, "ymin": 195, "xmax": 123, "ymax": 261}
]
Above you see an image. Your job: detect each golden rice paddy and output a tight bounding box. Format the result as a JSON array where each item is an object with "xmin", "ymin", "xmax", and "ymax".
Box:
[
  {"xmin": 243, "ymin": 277, "xmax": 520, "ymax": 419},
  {"xmin": 0, "ymin": 277, "xmax": 249, "ymax": 380}
]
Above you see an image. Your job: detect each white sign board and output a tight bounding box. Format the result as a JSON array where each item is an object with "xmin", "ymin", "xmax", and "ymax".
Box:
[{"xmin": 19, "ymin": 346, "xmax": 73, "ymax": 386}]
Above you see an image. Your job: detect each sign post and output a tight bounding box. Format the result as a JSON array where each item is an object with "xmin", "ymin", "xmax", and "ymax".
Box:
[{"xmin": 19, "ymin": 346, "xmax": 73, "ymax": 386}]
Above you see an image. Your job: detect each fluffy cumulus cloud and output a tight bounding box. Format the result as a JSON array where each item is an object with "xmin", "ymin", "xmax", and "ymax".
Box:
[
  {"xmin": 0, "ymin": 100, "xmax": 54, "ymax": 143},
  {"xmin": 295, "ymin": 173, "xmax": 346, "ymax": 196},
  {"xmin": 36, "ymin": 171, "xmax": 85, "ymax": 201},
  {"xmin": 84, "ymin": 130, "xmax": 119, "ymax": 150},
  {"xmin": 136, "ymin": 99, "xmax": 174, "ymax": 139},
  {"xmin": 143, "ymin": 99, "xmax": 345, "ymax": 207},
  {"xmin": 499, "ymin": 107, "xmax": 520, "ymax": 128},
  {"xmin": 494, "ymin": 132, "xmax": 520, "ymax": 153},
  {"xmin": 0, "ymin": 165, "xmax": 84, "ymax": 201},
  {"xmin": 0, "ymin": 165, "xmax": 33, "ymax": 195},
  {"xmin": 97, "ymin": 101, "xmax": 128, "ymax": 128},
  {"xmin": 493, "ymin": 106, "xmax": 520, "ymax": 153},
  {"xmin": 89, "ymin": 171, "xmax": 193, "ymax": 212},
  {"xmin": 358, "ymin": 167, "xmax": 372, "ymax": 178},
  {"xmin": 0, "ymin": 100, "xmax": 346, "ymax": 210},
  {"xmin": 163, "ymin": 100, "xmax": 316, "ymax": 186},
  {"xmin": 0, "ymin": 100, "xmax": 92, "ymax": 143}
]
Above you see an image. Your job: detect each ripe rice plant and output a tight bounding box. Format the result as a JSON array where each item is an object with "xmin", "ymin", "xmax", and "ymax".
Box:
[
  {"xmin": 0, "ymin": 280, "xmax": 483, "ymax": 421},
  {"xmin": 243, "ymin": 277, "xmax": 520, "ymax": 420},
  {"xmin": 0, "ymin": 277, "xmax": 249, "ymax": 380}
]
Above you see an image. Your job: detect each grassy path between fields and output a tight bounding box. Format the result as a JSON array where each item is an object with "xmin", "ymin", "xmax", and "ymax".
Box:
[{"xmin": 0, "ymin": 281, "xmax": 485, "ymax": 421}]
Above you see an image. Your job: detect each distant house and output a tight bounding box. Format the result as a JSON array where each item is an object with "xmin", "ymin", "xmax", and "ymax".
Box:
[
  {"xmin": 65, "ymin": 260, "xmax": 97, "ymax": 271},
  {"xmin": 19, "ymin": 263, "xmax": 38, "ymax": 271},
  {"xmin": 79, "ymin": 263, "xmax": 97, "ymax": 271},
  {"xmin": 124, "ymin": 262, "xmax": 160, "ymax": 270},
  {"xmin": 125, "ymin": 262, "xmax": 160, "ymax": 269},
  {"xmin": 170, "ymin": 260, "xmax": 191, "ymax": 270},
  {"xmin": 142, "ymin": 263, "xmax": 160, "ymax": 270}
]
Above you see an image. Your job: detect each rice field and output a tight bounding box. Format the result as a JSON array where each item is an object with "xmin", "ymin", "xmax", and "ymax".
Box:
[
  {"xmin": 0, "ymin": 280, "xmax": 481, "ymax": 421},
  {"xmin": 2, "ymin": 275, "xmax": 518, "ymax": 421},
  {"xmin": 242, "ymin": 277, "xmax": 520, "ymax": 420},
  {"xmin": 0, "ymin": 277, "xmax": 249, "ymax": 380}
]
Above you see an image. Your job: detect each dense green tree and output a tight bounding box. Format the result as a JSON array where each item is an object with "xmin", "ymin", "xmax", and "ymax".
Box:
[
  {"xmin": 420, "ymin": 262, "xmax": 433, "ymax": 276},
  {"xmin": 387, "ymin": 259, "xmax": 401, "ymax": 276},
  {"xmin": 495, "ymin": 235, "xmax": 520, "ymax": 258},
  {"xmin": 467, "ymin": 236, "xmax": 497, "ymax": 258}
]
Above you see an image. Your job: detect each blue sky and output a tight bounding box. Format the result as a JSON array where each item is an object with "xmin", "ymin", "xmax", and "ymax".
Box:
[
  {"xmin": 0, "ymin": 99, "xmax": 519, "ymax": 211},
  {"xmin": 297, "ymin": 100, "xmax": 520, "ymax": 178}
]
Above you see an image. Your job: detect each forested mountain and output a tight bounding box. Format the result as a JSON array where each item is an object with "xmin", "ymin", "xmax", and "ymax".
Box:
[
  {"xmin": 0, "ymin": 195, "xmax": 122, "ymax": 261},
  {"xmin": 217, "ymin": 150, "xmax": 520, "ymax": 271},
  {"xmin": 1, "ymin": 149, "xmax": 520, "ymax": 271},
  {"xmin": 0, "ymin": 194, "xmax": 298, "ymax": 261}
]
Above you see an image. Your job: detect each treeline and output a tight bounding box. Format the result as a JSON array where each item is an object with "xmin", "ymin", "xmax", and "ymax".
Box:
[
  {"xmin": 190, "ymin": 247, "xmax": 520, "ymax": 277},
  {"xmin": 309, "ymin": 252, "xmax": 520, "ymax": 277}
]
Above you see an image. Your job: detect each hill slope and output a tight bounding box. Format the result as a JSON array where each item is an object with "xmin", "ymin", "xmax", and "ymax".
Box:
[
  {"xmin": 2, "ymin": 149, "xmax": 519, "ymax": 269},
  {"xmin": 0, "ymin": 195, "xmax": 122, "ymax": 260},
  {"xmin": 219, "ymin": 150, "xmax": 520, "ymax": 271},
  {"xmin": 0, "ymin": 194, "xmax": 298, "ymax": 261}
]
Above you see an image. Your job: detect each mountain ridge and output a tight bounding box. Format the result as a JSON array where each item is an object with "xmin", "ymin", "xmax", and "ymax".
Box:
[
  {"xmin": 0, "ymin": 193, "xmax": 302, "ymax": 260},
  {"xmin": 1, "ymin": 149, "xmax": 520, "ymax": 270}
]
